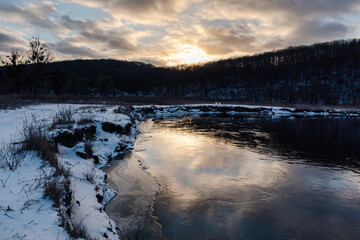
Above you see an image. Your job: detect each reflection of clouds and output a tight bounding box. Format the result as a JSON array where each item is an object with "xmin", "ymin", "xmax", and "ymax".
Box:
[
  {"xmin": 137, "ymin": 124, "xmax": 289, "ymax": 204},
  {"xmin": 135, "ymin": 119, "xmax": 360, "ymax": 239}
]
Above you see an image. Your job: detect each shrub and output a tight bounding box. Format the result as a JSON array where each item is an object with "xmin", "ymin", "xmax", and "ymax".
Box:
[
  {"xmin": 43, "ymin": 178, "xmax": 62, "ymax": 208},
  {"xmin": 0, "ymin": 142, "xmax": 26, "ymax": 171},
  {"xmin": 77, "ymin": 115, "xmax": 95, "ymax": 125},
  {"xmin": 21, "ymin": 115, "xmax": 46, "ymax": 151},
  {"xmin": 68, "ymin": 222, "xmax": 93, "ymax": 240},
  {"xmin": 51, "ymin": 106, "xmax": 75, "ymax": 128},
  {"xmin": 21, "ymin": 116, "xmax": 59, "ymax": 169},
  {"xmin": 83, "ymin": 169, "xmax": 96, "ymax": 184}
]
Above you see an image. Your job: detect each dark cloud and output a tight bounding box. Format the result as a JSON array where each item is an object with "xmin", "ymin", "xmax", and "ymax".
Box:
[
  {"xmin": 0, "ymin": 30, "xmax": 27, "ymax": 53},
  {"xmin": 55, "ymin": 41, "xmax": 98, "ymax": 58},
  {"xmin": 59, "ymin": 15, "xmax": 135, "ymax": 51},
  {"xmin": 296, "ymin": 20, "xmax": 349, "ymax": 40},
  {"xmin": 0, "ymin": 2, "xmax": 59, "ymax": 30}
]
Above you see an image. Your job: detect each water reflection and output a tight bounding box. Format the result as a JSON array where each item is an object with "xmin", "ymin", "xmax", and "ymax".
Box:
[
  {"xmin": 157, "ymin": 117, "xmax": 360, "ymax": 171},
  {"xmin": 133, "ymin": 117, "xmax": 360, "ymax": 239}
]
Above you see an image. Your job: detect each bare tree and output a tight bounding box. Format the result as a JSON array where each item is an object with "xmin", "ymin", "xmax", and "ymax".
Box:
[{"xmin": 26, "ymin": 37, "xmax": 56, "ymax": 97}]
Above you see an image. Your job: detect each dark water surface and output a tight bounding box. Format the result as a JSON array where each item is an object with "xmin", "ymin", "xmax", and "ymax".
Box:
[{"xmin": 125, "ymin": 116, "xmax": 360, "ymax": 239}]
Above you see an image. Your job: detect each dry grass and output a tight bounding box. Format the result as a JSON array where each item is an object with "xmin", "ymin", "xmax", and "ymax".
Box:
[
  {"xmin": 21, "ymin": 116, "xmax": 59, "ymax": 169},
  {"xmin": 0, "ymin": 142, "xmax": 26, "ymax": 170},
  {"xmin": 83, "ymin": 169, "xmax": 96, "ymax": 184},
  {"xmin": 51, "ymin": 106, "xmax": 75, "ymax": 128},
  {"xmin": 77, "ymin": 115, "xmax": 95, "ymax": 125}
]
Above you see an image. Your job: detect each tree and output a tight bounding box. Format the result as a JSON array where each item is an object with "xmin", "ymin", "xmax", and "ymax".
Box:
[
  {"xmin": 1, "ymin": 49, "xmax": 26, "ymax": 94},
  {"xmin": 26, "ymin": 37, "xmax": 55, "ymax": 97}
]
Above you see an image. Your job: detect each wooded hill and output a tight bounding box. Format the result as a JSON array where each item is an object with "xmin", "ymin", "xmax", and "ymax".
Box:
[{"xmin": 1, "ymin": 39, "xmax": 360, "ymax": 105}]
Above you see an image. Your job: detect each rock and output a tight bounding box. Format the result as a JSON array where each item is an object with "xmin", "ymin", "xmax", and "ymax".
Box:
[
  {"xmin": 96, "ymin": 193, "xmax": 104, "ymax": 203},
  {"xmin": 54, "ymin": 124, "xmax": 96, "ymax": 148},
  {"xmin": 142, "ymin": 107, "xmax": 156, "ymax": 114},
  {"xmin": 76, "ymin": 151, "xmax": 87, "ymax": 159},
  {"xmin": 93, "ymin": 155, "xmax": 99, "ymax": 164},
  {"xmin": 101, "ymin": 122, "xmax": 132, "ymax": 135}
]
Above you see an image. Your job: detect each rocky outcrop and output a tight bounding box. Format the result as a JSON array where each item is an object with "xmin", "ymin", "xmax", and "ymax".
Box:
[
  {"xmin": 101, "ymin": 122, "xmax": 132, "ymax": 135},
  {"xmin": 54, "ymin": 124, "xmax": 97, "ymax": 148}
]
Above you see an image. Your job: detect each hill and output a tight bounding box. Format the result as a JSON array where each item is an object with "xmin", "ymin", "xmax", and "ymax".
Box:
[{"xmin": 1, "ymin": 39, "xmax": 360, "ymax": 105}]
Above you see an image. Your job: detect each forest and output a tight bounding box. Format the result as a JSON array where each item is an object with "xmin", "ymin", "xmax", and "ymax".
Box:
[{"xmin": 1, "ymin": 39, "xmax": 360, "ymax": 105}]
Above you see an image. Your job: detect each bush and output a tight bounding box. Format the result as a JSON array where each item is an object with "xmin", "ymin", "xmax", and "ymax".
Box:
[
  {"xmin": 21, "ymin": 115, "xmax": 46, "ymax": 151},
  {"xmin": 44, "ymin": 178, "xmax": 62, "ymax": 208},
  {"xmin": 83, "ymin": 169, "xmax": 96, "ymax": 184},
  {"xmin": 77, "ymin": 115, "xmax": 95, "ymax": 125},
  {"xmin": 68, "ymin": 222, "xmax": 93, "ymax": 240},
  {"xmin": 51, "ymin": 106, "xmax": 75, "ymax": 128},
  {"xmin": 0, "ymin": 142, "xmax": 26, "ymax": 171},
  {"xmin": 21, "ymin": 116, "xmax": 59, "ymax": 169}
]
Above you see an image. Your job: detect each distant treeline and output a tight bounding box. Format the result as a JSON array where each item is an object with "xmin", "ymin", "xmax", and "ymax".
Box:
[{"xmin": 1, "ymin": 39, "xmax": 360, "ymax": 105}]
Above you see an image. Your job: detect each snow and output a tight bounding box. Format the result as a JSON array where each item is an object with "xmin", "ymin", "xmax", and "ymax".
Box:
[
  {"xmin": 0, "ymin": 104, "xmax": 137, "ymax": 240},
  {"xmin": 0, "ymin": 153, "xmax": 68, "ymax": 240},
  {"xmin": 134, "ymin": 104, "xmax": 360, "ymax": 118}
]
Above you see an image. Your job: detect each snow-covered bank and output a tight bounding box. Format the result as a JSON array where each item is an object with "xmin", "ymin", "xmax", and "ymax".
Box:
[
  {"xmin": 0, "ymin": 104, "xmax": 139, "ymax": 239},
  {"xmin": 134, "ymin": 104, "xmax": 360, "ymax": 118}
]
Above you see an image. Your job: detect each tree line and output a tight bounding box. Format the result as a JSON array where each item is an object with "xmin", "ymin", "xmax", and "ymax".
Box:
[
  {"xmin": 0, "ymin": 37, "xmax": 55, "ymax": 98},
  {"xmin": 1, "ymin": 38, "xmax": 360, "ymax": 104}
]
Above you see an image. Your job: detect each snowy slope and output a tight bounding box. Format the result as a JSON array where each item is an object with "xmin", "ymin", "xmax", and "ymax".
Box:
[{"xmin": 0, "ymin": 104, "xmax": 137, "ymax": 240}]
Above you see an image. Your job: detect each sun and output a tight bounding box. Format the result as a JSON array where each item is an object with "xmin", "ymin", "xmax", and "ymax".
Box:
[{"xmin": 168, "ymin": 45, "xmax": 211, "ymax": 66}]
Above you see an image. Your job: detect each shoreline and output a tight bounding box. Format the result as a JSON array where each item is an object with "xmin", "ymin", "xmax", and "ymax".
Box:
[{"xmin": 103, "ymin": 120, "xmax": 163, "ymax": 239}]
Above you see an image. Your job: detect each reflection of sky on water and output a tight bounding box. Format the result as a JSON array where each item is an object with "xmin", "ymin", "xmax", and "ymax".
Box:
[{"xmin": 135, "ymin": 118, "xmax": 360, "ymax": 239}]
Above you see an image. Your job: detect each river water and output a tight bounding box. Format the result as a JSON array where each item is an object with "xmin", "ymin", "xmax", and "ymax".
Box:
[{"xmin": 106, "ymin": 116, "xmax": 360, "ymax": 240}]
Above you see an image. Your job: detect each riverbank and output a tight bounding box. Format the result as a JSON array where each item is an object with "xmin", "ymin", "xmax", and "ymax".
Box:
[{"xmin": 0, "ymin": 104, "xmax": 139, "ymax": 239}]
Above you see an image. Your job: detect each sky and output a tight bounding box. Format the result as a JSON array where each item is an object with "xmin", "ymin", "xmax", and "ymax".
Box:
[{"xmin": 0, "ymin": 0, "xmax": 359, "ymax": 66}]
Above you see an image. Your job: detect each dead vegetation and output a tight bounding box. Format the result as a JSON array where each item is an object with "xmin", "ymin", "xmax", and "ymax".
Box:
[
  {"xmin": 51, "ymin": 106, "xmax": 75, "ymax": 128},
  {"xmin": 83, "ymin": 169, "xmax": 96, "ymax": 184},
  {"xmin": 77, "ymin": 115, "xmax": 95, "ymax": 125},
  {"xmin": 21, "ymin": 116, "xmax": 59, "ymax": 169},
  {"xmin": 0, "ymin": 141, "xmax": 26, "ymax": 171}
]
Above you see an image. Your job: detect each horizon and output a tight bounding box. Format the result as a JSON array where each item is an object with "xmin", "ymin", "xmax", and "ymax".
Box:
[
  {"xmin": 29, "ymin": 38, "xmax": 357, "ymax": 68},
  {"xmin": 0, "ymin": 0, "xmax": 359, "ymax": 67}
]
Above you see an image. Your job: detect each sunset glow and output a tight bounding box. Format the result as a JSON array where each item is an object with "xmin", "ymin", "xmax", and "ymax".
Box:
[
  {"xmin": 0, "ymin": 0, "xmax": 359, "ymax": 66},
  {"xmin": 167, "ymin": 45, "xmax": 212, "ymax": 66}
]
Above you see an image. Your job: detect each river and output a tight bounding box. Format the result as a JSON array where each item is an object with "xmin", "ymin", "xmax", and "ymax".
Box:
[{"xmin": 106, "ymin": 116, "xmax": 360, "ymax": 240}]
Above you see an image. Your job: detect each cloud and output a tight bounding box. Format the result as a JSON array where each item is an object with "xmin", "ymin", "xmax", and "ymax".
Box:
[
  {"xmin": 195, "ymin": 25, "xmax": 255, "ymax": 55},
  {"xmin": 58, "ymin": 15, "xmax": 136, "ymax": 51},
  {"xmin": 55, "ymin": 41, "xmax": 99, "ymax": 58},
  {"xmin": 0, "ymin": 1, "xmax": 59, "ymax": 31},
  {"xmin": 199, "ymin": 0, "xmax": 360, "ymax": 21},
  {"xmin": 0, "ymin": 28, "xmax": 29, "ymax": 62},
  {"xmin": 197, "ymin": 0, "xmax": 359, "ymax": 53},
  {"xmin": 66, "ymin": 0, "xmax": 193, "ymax": 25},
  {"xmin": 0, "ymin": 0, "xmax": 359, "ymax": 65}
]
